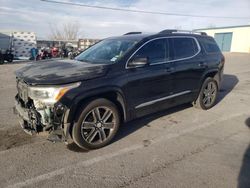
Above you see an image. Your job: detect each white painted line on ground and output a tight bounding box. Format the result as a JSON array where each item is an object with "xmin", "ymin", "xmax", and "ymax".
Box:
[
  {"xmin": 7, "ymin": 145, "xmax": 142, "ymax": 188},
  {"xmin": 7, "ymin": 112, "xmax": 247, "ymax": 188}
]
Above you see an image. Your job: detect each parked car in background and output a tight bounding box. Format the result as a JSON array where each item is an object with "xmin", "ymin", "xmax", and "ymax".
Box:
[
  {"xmin": 0, "ymin": 49, "xmax": 14, "ymax": 64},
  {"xmin": 14, "ymin": 30, "xmax": 224, "ymax": 150},
  {"xmin": 0, "ymin": 32, "xmax": 14, "ymax": 64}
]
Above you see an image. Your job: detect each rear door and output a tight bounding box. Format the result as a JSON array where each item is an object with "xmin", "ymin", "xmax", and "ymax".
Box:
[
  {"xmin": 170, "ymin": 37, "xmax": 206, "ymax": 96},
  {"xmin": 125, "ymin": 38, "xmax": 174, "ymax": 117}
]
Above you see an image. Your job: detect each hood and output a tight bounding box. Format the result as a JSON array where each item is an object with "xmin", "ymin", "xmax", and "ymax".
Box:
[{"xmin": 15, "ymin": 59, "xmax": 109, "ymax": 85}]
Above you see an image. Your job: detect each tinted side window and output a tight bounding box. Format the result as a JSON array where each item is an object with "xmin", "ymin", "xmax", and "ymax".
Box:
[
  {"xmin": 202, "ymin": 37, "xmax": 221, "ymax": 53},
  {"xmin": 172, "ymin": 38, "xmax": 199, "ymax": 60},
  {"xmin": 134, "ymin": 39, "xmax": 168, "ymax": 64}
]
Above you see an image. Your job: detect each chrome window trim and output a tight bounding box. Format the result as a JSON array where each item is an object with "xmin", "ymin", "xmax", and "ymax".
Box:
[
  {"xmin": 125, "ymin": 36, "xmax": 201, "ymax": 69},
  {"xmin": 135, "ymin": 90, "xmax": 191, "ymax": 109}
]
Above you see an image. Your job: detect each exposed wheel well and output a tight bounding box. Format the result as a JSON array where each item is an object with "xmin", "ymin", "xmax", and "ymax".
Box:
[
  {"xmin": 70, "ymin": 91, "xmax": 126, "ymax": 133},
  {"xmin": 202, "ymin": 71, "xmax": 219, "ymax": 87},
  {"xmin": 205, "ymin": 71, "xmax": 217, "ymax": 79},
  {"xmin": 68, "ymin": 91, "xmax": 126, "ymax": 138},
  {"xmin": 194, "ymin": 71, "xmax": 219, "ymax": 102}
]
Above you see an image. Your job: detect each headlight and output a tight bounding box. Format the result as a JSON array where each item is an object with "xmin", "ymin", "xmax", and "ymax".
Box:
[{"xmin": 28, "ymin": 82, "xmax": 81, "ymax": 105}]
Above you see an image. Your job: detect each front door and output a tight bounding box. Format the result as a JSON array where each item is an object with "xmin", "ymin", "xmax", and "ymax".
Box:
[{"xmin": 125, "ymin": 38, "xmax": 173, "ymax": 117}]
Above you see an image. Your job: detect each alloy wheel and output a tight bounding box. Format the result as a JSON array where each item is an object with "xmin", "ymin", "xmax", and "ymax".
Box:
[
  {"xmin": 80, "ymin": 106, "xmax": 116, "ymax": 145},
  {"xmin": 202, "ymin": 81, "xmax": 217, "ymax": 107}
]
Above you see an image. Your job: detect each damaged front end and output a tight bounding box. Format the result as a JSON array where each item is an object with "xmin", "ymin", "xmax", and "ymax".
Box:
[{"xmin": 14, "ymin": 79, "xmax": 80, "ymax": 143}]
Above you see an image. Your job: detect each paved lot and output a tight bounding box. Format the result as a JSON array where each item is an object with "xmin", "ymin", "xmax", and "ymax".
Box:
[{"xmin": 0, "ymin": 53, "xmax": 250, "ymax": 188}]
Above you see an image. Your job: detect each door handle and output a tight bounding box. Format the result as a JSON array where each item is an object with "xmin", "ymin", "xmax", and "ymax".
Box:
[{"xmin": 198, "ymin": 62, "xmax": 208, "ymax": 67}]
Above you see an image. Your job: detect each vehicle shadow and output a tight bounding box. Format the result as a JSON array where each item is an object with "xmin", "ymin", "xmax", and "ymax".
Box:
[
  {"xmin": 238, "ymin": 118, "xmax": 250, "ymax": 188},
  {"xmin": 114, "ymin": 74, "xmax": 238, "ymax": 143},
  {"xmin": 114, "ymin": 103, "xmax": 192, "ymax": 143},
  {"xmin": 67, "ymin": 103, "xmax": 192, "ymax": 152},
  {"xmin": 67, "ymin": 142, "xmax": 89, "ymax": 153},
  {"xmin": 217, "ymin": 74, "xmax": 239, "ymax": 103}
]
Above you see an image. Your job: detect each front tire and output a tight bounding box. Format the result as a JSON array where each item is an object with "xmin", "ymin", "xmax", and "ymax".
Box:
[
  {"xmin": 193, "ymin": 77, "xmax": 218, "ymax": 110},
  {"xmin": 72, "ymin": 98, "xmax": 120, "ymax": 150}
]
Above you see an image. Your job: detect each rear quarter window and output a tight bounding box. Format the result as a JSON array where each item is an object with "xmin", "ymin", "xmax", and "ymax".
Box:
[
  {"xmin": 201, "ymin": 37, "xmax": 221, "ymax": 53},
  {"xmin": 172, "ymin": 37, "xmax": 199, "ymax": 60}
]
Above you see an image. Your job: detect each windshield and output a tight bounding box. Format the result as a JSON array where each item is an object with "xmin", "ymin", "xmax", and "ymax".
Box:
[{"xmin": 75, "ymin": 39, "xmax": 138, "ymax": 64}]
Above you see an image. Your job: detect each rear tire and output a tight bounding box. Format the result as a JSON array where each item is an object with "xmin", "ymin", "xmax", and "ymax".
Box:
[
  {"xmin": 193, "ymin": 77, "xmax": 218, "ymax": 110},
  {"xmin": 72, "ymin": 98, "xmax": 120, "ymax": 150}
]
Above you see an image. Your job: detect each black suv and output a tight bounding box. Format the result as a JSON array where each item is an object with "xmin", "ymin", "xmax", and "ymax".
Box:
[{"xmin": 14, "ymin": 30, "xmax": 224, "ymax": 149}]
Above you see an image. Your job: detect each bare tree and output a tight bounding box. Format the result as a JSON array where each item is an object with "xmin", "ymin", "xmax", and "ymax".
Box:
[{"xmin": 49, "ymin": 22, "xmax": 81, "ymax": 40}]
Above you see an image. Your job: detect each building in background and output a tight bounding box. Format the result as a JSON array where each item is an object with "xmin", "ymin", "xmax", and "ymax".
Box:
[
  {"xmin": 37, "ymin": 39, "xmax": 78, "ymax": 48},
  {"xmin": 195, "ymin": 25, "xmax": 250, "ymax": 53},
  {"xmin": 37, "ymin": 38, "xmax": 99, "ymax": 50},
  {"xmin": 0, "ymin": 30, "xmax": 99, "ymax": 59},
  {"xmin": 78, "ymin": 39, "xmax": 99, "ymax": 50}
]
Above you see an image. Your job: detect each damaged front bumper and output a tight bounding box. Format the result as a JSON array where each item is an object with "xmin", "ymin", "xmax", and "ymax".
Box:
[
  {"xmin": 14, "ymin": 96, "xmax": 71, "ymax": 143},
  {"xmin": 13, "ymin": 100, "xmax": 35, "ymax": 135}
]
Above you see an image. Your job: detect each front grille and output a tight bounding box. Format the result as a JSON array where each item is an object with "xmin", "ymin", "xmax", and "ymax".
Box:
[{"xmin": 17, "ymin": 79, "xmax": 29, "ymax": 102}]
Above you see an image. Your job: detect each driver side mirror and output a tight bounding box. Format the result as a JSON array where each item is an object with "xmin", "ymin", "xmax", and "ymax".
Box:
[{"xmin": 128, "ymin": 57, "xmax": 148, "ymax": 68}]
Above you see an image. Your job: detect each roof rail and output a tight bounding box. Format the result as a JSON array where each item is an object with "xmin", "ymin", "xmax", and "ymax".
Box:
[
  {"xmin": 158, "ymin": 29, "xmax": 178, "ymax": 34},
  {"xmin": 198, "ymin": 31, "xmax": 207, "ymax": 35},
  {"xmin": 159, "ymin": 29, "xmax": 207, "ymax": 36},
  {"xmin": 124, "ymin": 32, "xmax": 142, "ymax": 35}
]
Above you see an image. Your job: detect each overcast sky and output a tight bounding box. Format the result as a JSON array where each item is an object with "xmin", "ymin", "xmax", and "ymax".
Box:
[{"xmin": 0, "ymin": 0, "xmax": 250, "ymax": 39}]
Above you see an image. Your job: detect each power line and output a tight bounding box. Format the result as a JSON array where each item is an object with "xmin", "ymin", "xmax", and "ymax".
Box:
[{"xmin": 41, "ymin": 0, "xmax": 250, "ymax": 20}]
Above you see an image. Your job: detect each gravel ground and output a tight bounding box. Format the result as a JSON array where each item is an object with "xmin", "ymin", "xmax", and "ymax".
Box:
[{"xmin": 0, "ymin": 53, "xmax": 249, "ymax": 188}]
